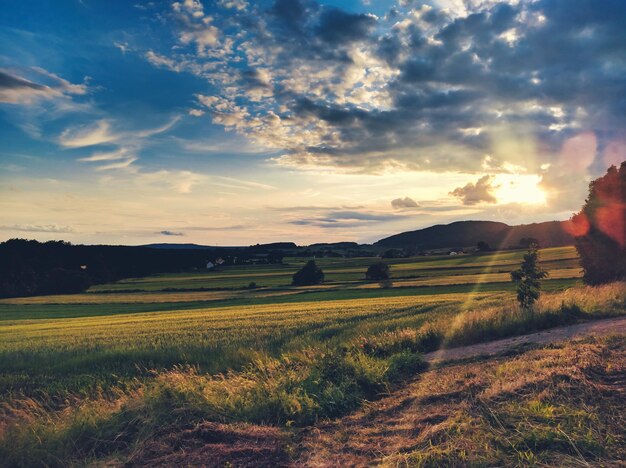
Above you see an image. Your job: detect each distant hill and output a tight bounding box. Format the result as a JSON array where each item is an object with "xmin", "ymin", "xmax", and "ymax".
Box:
[
  {"xmin": 249, "ymin": 242, "xmax": 298, "ymax": 249},
  {"xmin": 375, "ymin": 220, "xmax": 574, "ymax": 250},
  {"xmin": 308, "ymin": 242, "xmax": 361, "ymax": 249},
  {"xmin": 142, "ymin": 243, "xmax": 216, "ymax": 250}
]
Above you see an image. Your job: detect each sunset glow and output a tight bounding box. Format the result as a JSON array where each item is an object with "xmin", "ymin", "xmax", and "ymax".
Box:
[
  {"xmin": 493, "ymin": 174, "xmax": 547, "ymax": 206},
  {"xmin": 1, "ymin": 0, "xmax": 625, "ymax": 245}
]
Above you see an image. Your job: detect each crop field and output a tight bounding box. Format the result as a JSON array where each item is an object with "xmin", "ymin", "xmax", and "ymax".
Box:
[
  {"xmin": 1, "ymin": 246, "xmax": 625, "ymax": 466},
  {"xmin": 0, "ymin": 247, "xmax": 584, "ymax": 399}
]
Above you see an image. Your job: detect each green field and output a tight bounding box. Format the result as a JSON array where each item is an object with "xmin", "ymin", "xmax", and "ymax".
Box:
[
  {"xmin": 2, "ymin": 246, "xmax": 625, "ymax": 466},
  {"xmin": 0, "ymin": 247, "xmax": 583, "ymax": 398}
]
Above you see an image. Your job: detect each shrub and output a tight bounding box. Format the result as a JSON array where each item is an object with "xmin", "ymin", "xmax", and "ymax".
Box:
[
  {"xmin": 365, "ymin": 262, "xmax": 390, "ymax": 281},
  {"xmin": 292, "ymin": 260, "xmax": 324, "ymax": 286}
]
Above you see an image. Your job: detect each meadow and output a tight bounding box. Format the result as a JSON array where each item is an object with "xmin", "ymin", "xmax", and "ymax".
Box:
[{"xmin": 1, "ymin": 246, "xmax": 625, "ymax": 466}]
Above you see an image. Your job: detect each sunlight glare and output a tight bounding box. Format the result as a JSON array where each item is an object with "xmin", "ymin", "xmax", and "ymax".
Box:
[{"xmin": 494, "ymin": 174, "xmax": 547, "ymax": 206}]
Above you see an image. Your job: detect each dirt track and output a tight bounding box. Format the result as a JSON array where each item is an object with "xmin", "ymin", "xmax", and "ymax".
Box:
[
  {"xmin": 296, "ymin": 316, "xmax": 626, "ymax": 466},
  {"xmin": 424, "ymin": 315, "xmax": 626, "ymax": 363}
]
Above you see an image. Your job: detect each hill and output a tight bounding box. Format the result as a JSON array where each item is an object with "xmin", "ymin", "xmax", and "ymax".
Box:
[
  {"xmin": 143, "ymin": 243, "xmax": 216, "ymax": 250},
  {"xmin": 376, "ymin": 220, "xmax": 574, "ymax": 249}
]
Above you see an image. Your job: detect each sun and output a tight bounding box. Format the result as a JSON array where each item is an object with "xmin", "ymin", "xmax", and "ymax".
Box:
[{"xmin": 494, "ymin": 174, "xmax": 547, "ymax": 206}]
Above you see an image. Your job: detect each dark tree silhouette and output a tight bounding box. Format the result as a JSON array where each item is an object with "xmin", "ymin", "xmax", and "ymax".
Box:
[
  {"xmin": 476, "ymin": 241, "xmax": 490, "ymax": 252},
  {"xmin": 365, "ymin": 262, "xmax": 390, "ymax": 281},
  {"xmin": 510, "ymin": 244, "xmax": 548, "ymax": 309},
  {"xmin": 292, "ymin": 260, "xmax": 324, "ymax": 286},
  {"xmin": 570, "ymin": 162, "xmax": 626, "ymax": 285}
]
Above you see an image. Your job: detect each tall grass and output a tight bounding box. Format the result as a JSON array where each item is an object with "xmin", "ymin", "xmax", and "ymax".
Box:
[
  {"xmin": 1, "ymin": 345, "xmax": 425, "ymax": 466},
  {"xmin": 1, "ymin": 282, "xmax": 624, "ymax": 466},
  {"xmin": 442, "ymin": 282, "xmax": 626, "ymax": 347}
]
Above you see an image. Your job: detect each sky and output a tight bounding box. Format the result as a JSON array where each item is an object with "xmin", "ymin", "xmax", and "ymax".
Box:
[{"xmin": 1, "ymin": 0, "xmax": 625, "ymax": 246}]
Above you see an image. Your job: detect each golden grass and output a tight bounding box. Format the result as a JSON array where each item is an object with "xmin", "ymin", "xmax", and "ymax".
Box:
[
  {"xmin": 300, "ymin": 334, "xmax": 626, "ymax": 467},
  {"xmin": 440, "ymin": 282, "xmax": 626, "ymax": 348}
]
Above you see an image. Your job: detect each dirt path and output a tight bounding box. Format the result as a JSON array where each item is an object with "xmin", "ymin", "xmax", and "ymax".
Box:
[
  {"xmin": 296, "ymin": 316, "xmax": 626, "ymax": 466},
  {"xmin": 424, "ymin": 315, "xmax": 626, "ymax": 363}
]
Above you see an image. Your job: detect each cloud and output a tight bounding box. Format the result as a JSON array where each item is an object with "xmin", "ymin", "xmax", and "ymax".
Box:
[
  {"xmin": 134, "ymin": 169, "xmax": 207, "ymax": 194},
  {"xmin": 0, "ymin": 67, "xmax": 87, "ymax": 105},
  {"xmin": 0, "ymin": 224, "xmax": 74, "ymax": 233},
  {"xmin": 176, "ymin": 136, "xmax": 272, "ymax": 154},
  {"xmin": 213, "ymin": 176, "xmax": 276, "ymax": 191},
  {"xmin": 145, "ymin": 51, "xmax": 184, "ymax": 72},
  {"xmin": 159, "ymin": 230, "xmax": 185, "ymax": 236},
  {"xmin": 68, "ymin": 116, "xmax": 181, "ymax": 171},
  {"xmin": 450, "ymin": 175, "xmax": 499, "ymax": 205},
  {"xmin": 114, "ymin": 41, "xmax": 130, "ymax": 54},
  {"xmin": 316, "ymin": 8, "xmax": 376, "ymax": 44},
  {"xmin": 288, "ymin": 208, "xmax": 408, "ymax": 229},
  {"xmin": 78, "ymin": 147, "xmax": 132, "ymax": 162},
  {"xmin": 142, "ymin": 0, "xmax": 626, "ymax": 179},
  {"xmin": 59, "ymin": 120, "xmax": 117, "ymax": 148},
  {"xmin": 391, "ymin": 196, "xmax": 419, "ymax": 209}
]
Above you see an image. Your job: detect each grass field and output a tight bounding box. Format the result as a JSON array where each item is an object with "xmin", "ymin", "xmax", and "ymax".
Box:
[{"xmin": 1, "ymin": 246, "xmax": 625, "ymax": 466}]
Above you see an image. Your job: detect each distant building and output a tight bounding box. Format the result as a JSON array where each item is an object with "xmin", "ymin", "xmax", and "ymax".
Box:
[
  {"xmin": 449, "ymin": 251, "xmax": 458, "ymax": 256},
  {"xmin": 206, "ymin": 261, "xmax": 215, "ymax": 270}
]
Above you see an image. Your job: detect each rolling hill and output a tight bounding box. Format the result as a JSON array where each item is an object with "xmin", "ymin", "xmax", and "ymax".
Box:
[{"xmin": 375, "ymin": 220, "xmax": 574, "ymax": 249}]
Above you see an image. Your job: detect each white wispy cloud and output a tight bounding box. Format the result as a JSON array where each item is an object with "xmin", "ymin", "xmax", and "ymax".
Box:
[{"xmin": 59, "ymin": 120, "xmax": 117, "ymax": 148}]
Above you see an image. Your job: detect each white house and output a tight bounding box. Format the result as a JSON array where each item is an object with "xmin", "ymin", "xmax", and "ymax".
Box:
[
  {"xmin": 206, "ymin": 261, "xmax": 215, "ymax": 270},
  {"xmin": 449, "ymin": 251, "xmax": 458, "ymax": 256}
]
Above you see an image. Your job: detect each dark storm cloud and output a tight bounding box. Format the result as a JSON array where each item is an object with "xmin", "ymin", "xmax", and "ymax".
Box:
[{"xmin": 316, "ymin": 8, "xmax": 376, "ymax": 44}]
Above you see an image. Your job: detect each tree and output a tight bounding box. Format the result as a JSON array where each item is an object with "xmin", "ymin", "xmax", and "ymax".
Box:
[
  {"xmin": 570, "ymin": 162, "xmax": 626, "ymax": 285},
  {"xmin": 476, "ymin": 241, "xmax": 490, "ymax": 252},
  {"xmin": 365, "ymin": 262, "xmax": 390, "ymax": 281},
  {"xmin": 292, "ymin": 260, "xmax": 324, "ymax": 286},
  {"xmin": 510, "ymin": 244, "xmax": 548, "ymax": 309}
]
